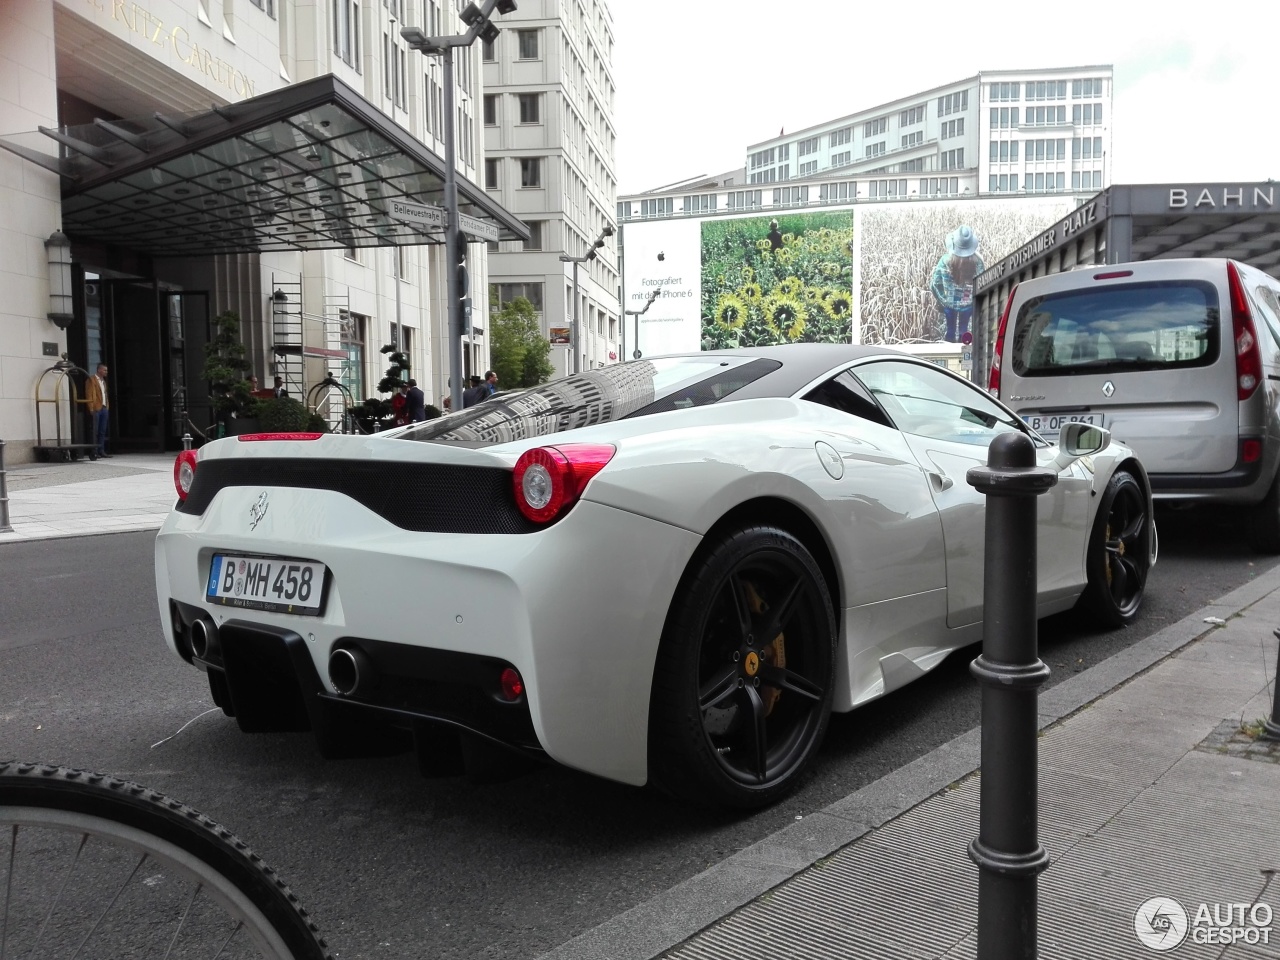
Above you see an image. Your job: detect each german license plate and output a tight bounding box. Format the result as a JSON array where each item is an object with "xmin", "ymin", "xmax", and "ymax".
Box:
[
  {"xmin": 1022, "ymin": 412, "xmax": 1105, "ymax": 433},
  {"xmin": 206, "ymin": 554, "xmax": 327, "ymax": 616}
]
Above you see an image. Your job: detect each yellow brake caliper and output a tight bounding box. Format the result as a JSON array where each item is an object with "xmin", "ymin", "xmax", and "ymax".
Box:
[{"xmin": 743, "ymin": 581, "xmax": 786, "ymax": 716}]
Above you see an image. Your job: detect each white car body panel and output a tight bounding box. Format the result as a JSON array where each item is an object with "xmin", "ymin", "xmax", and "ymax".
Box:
[{"xmin": 154, "ymin": 347, "xmax": 1153, "ymax": 793}]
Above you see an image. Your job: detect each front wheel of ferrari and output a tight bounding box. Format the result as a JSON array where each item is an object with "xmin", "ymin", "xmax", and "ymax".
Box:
[
  {"xmin": 648, "ymin": 525, "xmax": 836, "ymax": 809},
  {"xmin": 1079, "ymin": 469, "xmax": 1151, "ymax": 628}
]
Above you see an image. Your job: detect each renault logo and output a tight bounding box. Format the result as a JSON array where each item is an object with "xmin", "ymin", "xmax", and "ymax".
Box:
[{"xmin": 1102, "ymin": 380, "xmax": 1115, "ymax": 398}]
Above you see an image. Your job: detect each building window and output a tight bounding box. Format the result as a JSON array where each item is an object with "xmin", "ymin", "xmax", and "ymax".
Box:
[
  {"xmin": 902, "ymin": 131, "xmax": 923, "ymax": 149},
  {"xmin": 940, "ymin": 148, "xmax": 964, "ymax": 170},
  {"xmin": 832, "ymin": 150, "xmax": 851, "ymax": 167},
  {"xmin": 334, "ymin": 0, "xmax": 361, "ymax": 71},
  {"xmin": 519, "ymin": 157, "xmax": 541, "ymax": 187},
  {"xmin": 899, "ymin": 105, "xmax": 925, "ymax": 125},
  {"xmin": 517, "ymin": 29, "xmax": 539, "ymax": 59},
  {"xmin": 990, "ymin": 140, "xmax": 1020, "ymax": 163},
  {"xmin": 640, "ymin": 197, "xmax": 672, "ymax": 217},
  {"xmin": 484, "ymin": 158, "xmax": 499, "ymax": 189},
  {"xmin": 990, "ymin": 106, "xmax": 1021, "ymax": 128},
  {"xmin": 249, "ymin": 0, "xmax": 276, "ymax": 17},
  {"xmin": 1024, "ymin": 80, "xmax": 1067, "ymax": 100},
  {"xmin": 797, "ymin": 136, "xmax": 820, "ymax": 157},
  {"xmin": 726, "ymin": 190, "xmax": 762, "ymax": 211},
  {"xmin": 749, "ymin": 148, "xmax": 776, "ymax": 169},
  {"xmin": 989, "ymin": 82, "xmax": 1018, "ymax": 102},
  {"xmin": 523, "ymin": 220, "xmax": 543, "ymax": 250},
  {"xmin": 339, "ymin": 312, "xmax": 365, "ymax": 402},
  {"xmin": 1072, "ymin": 77, "xmax": 1104, "ymax": 98},
  {"xmin": 829, "ymin": 126, "xmax": 852, "ymax": 147},
  {"xmin": 865, "ymin": 141, "xmax": 885, "ymax": 159},
  {"xmin": 483, "ymin": 94, "xmax": 497, "ymax": 125},
  {"xmin": 868, "ymin": 179, "xmax": 908, "ymax": 199},
  {"xmin": 682, "ymin": 193, "xmax": 716, "ymax": 214},
  {"xmin": 773, "ymin": 186, "xmax": 809, "ymax": 206},
  {"xmin": 482, "ymin": 36, "xmax": 496, "ymax": 61},
  {"xmin": 617, "ymin": 200, "xmax": 632, "ymax": 220},
  {"xmin": 819, "ymin": 181, "xmax": 854, "ymax": 202},
  {"xmin": 919, "ymin": 177, "xmax": 961, "ymax": 196},
  {"xmin": 798, "ymin": 160, "xmax": 818, "ymax": 176},
  {"xmin": 937, "ymin": 91, "xmax": 968, "ymax": 116},
  {"xmin": 492, "ymin": 282, "xmax": 544, "ymax": 312},
  {"xmin": 518, "ymin": 93, "xmax": 540, "ymax": 124},
  {"xmin": 941, "ymin": 118, "xmax": 964, "ymax": 139},
  {"xmin": 1073, "ymin": 102, "xmax": 1104, "ymax": 126},
  {"xmin": 863, "ymin": 117, "xmax": 887, "ymax": 137}
]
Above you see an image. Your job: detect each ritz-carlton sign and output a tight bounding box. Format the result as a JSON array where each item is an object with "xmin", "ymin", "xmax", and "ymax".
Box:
[{"xmin": 84, "ymin": 0, "xmax": 258, "ymax": 98}]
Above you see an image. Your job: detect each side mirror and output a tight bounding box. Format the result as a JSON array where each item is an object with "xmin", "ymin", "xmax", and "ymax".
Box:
[{"xmin": 1049, "ymin": 421, "xmax": 1110, "ymax": 472}]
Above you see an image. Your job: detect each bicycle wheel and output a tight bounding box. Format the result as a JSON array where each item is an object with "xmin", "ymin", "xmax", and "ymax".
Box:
[{"xmin": 0, "ymin": 761, "xmax": 331, "ymax": 960}]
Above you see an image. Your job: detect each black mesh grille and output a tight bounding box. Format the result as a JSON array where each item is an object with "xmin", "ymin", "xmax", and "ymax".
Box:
[{"xmin": 177, "ymin": 457, "xmax": 539, "ymax": 534}]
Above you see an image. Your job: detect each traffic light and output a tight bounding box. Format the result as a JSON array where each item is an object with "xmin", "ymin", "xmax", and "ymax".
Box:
[{"xmin": 455, "ymin": 230, "xmax": 469, "ymax": 300}]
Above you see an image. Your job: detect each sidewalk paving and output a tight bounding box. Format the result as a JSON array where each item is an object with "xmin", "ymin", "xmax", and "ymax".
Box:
[
  {"xmin": 542, "ymin": 569, "xmax": 1280, "ymax": 960},
  {"xmin": 4, "ymin": 453, "xmax": 1280, "ymax": 957},
  {"xmin": 0, "ymin": 452, "xmax": 175, "ymax": 543}
]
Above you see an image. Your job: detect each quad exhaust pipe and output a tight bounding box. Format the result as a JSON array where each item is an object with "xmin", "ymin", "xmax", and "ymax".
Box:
[{"xmin": 328, "ymin": 646, "xmax": 377, "ymax": 697}]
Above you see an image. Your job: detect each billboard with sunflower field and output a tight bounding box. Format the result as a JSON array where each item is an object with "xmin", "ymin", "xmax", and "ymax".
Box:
[
  {"xmin": 701, "ymin": 212, "xmax": 854, "ymax": 350},
  {"xmin": 621, "ymin": 195, "xmax": 1081, "ymax": 354}
]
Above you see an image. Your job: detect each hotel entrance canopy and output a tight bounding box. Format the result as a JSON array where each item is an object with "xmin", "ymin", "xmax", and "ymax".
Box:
[{"xmin": 1, "ymin": 74, "xmax": 529, "ymax": 255}]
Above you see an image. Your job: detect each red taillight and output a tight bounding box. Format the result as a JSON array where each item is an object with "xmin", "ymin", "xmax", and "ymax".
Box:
[
  {"xmin": 173, "ymin": 450, "xmax": 199, "ymax": 501},
  {"xmin": 1092, "ymin": 270, "xmax": 1134, "ymax": 281},
  {"xmin": 512, "ymin": 443, "xmax": 616, "ymax": 524},
  {"xmin": 1243, "ymin": 439, "xmax": 1263, "ymax": 464},
  {"xmin": 237, "ymin": 433, "xmax": 324, "ymax": 442},
  {"xmin": 988, "ymin": 285, "xmax": 1017, "ymax": 396},
  {"xmin": 499, "ymin": 667, "xmax": 524, "ymax": 701},
  {"xmin": 1228, "ymin": 262, "xmax": 1262, "ymax": 401}
]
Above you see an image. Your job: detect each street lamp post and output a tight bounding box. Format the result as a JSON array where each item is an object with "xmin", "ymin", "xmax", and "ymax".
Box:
[
  {"xmin": 624, "ymin": 287, "xmax": 661, "ymax": 359},
  {"xmin": 559, "ymin": 223, "xmax": 613, "ymax": 374},
  {"xmin": 402, "ymin": 0, "xmax": 516, "ymax": 411}
]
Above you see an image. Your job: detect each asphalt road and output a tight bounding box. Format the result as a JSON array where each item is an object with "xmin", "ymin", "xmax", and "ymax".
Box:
[{"xmin": 0, "ymin": 510, "xmax": 1273, "ymax": 960}]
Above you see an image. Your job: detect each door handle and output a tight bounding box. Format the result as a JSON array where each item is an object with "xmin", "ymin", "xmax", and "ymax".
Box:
[{"xmin": 928, "ymin": 471, "xmax": 953, "ymax": 492}]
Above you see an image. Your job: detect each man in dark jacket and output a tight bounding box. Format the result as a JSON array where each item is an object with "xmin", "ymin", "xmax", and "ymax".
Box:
[
  {"xmin": 405, "ymin": 379, "xmax": 427, "ymax": 421},
  {"xmin": 462, "ymin": 375, "xmax": 487, "ymax": 408}
]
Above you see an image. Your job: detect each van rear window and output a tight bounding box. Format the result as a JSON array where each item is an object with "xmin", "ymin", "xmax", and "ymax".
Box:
[{"xmin": 1010, "ymin": 280, "xmax": 1219, "ymax": 377}]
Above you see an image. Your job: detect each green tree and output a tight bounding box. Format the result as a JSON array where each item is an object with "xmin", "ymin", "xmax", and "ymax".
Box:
[
  {"xmin": 490, "ymin": 296, "xmax": 553, "ymax": 388},
  {"xmin": 202, "ymin": 309, "xmax": 252, "ymax": 418}
]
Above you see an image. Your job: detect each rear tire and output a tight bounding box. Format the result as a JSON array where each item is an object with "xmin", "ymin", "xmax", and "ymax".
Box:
[
  {"xmin": 648, "ymin": 525, "xmax": 836, "ymax": 809},
  {"xmin": 1079, "ymin": 469, "xmax": 1151, "ymax": 627},
  {"xmin": 1248, "ymin": 470, "xmax": 1280, "ymax": 554}
]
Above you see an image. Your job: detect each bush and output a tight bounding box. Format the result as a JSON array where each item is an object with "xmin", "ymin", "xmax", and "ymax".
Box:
[
  {"xmin": 254, "ymin": 396, "xmax": 313, "ymax": 432},
  {"xmin": 424, "ymin": 404, "xmax": 442, "ymax": 420}
]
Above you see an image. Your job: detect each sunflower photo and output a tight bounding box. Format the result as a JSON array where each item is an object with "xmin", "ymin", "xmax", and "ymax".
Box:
[{"xmin": 700, "ymin": 211, "xmax": 854, "ymax": 349}]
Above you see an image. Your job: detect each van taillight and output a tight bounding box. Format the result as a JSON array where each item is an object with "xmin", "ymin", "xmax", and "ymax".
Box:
[
  {"xmin": 988, "ymin": 285, "xmax": 1017, "ymax": 396},
  {"xmin": 1227, "ymin": 262, "xmax": 1262, "ymax": 401}
]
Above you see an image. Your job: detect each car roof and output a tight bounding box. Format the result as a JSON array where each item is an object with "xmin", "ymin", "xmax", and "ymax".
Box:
[{"xmin": 645, "ymin": 343, "xmax": 928, "ymax": 400}]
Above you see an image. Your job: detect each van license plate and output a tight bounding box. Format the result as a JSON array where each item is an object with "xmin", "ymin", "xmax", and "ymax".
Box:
[
  {"xmin": 206, "ymin": 554, "xmax": 327, "ymax": 616},
  {"xmin": 1022, "ymin": 413, "xmax": 1105, "ymax": 433}
]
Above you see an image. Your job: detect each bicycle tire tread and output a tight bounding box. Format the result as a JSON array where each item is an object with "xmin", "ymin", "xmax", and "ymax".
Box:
[{"xmin": 0, "ymin": 760, "xmax": 333, "ymax": 960}]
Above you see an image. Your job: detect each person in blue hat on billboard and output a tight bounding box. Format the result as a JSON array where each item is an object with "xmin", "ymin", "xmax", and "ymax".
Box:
[{"xmin": 929, "ymin": 225, "xmax": 984, "ymax": 343}]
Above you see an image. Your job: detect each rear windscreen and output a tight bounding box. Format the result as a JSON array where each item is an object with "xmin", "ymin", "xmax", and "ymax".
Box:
[
  {"xmin": 399, "ymin": 356, "xmax": 781, "ymax": 445},
  {"xmin": 1010, "ymin": 280, "xmax": 1220, "ymax": 377}
]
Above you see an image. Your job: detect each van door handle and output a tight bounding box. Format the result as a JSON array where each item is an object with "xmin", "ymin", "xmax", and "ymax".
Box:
[{"xmin": 928, "ymin": 471, "xmax": 954, "ymax": 492}]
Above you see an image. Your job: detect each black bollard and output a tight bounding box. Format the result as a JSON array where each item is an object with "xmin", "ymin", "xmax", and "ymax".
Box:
[
  {"xmin": 1263, "ymin": 629, "xmax": 1280, "ymax": 741},
  {"xmin": 965, "ymin": 431, "xmax": 1058, "ymax": 960},
  {"xmin": 0, "ymin": 439, "xmax": 12, "ymax": 534}
]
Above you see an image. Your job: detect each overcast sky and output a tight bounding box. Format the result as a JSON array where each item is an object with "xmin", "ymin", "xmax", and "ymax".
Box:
[{"xmin": 611, "ymin": 0, "xmax": 1280, "ymax": 195}]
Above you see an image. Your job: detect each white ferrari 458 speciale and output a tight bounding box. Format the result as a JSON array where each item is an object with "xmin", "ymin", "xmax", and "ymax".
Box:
[{"xmin": 155, "ymin": 344, "xmax": 1155, "ymax": 808}]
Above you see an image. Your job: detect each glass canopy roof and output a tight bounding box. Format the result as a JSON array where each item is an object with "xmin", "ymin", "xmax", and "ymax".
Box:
[{"xmin": 4, "ymin": 74, "xmax": 528, "ymax": 256}]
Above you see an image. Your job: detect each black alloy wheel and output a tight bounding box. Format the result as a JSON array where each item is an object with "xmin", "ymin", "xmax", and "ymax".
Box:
[
  {"xmin": 649, "ymin": 525, "xmax": 836, "ymax": 809},
  {"xmin": 1080, "ymin": 469, "xmax": 1150, "ymax": 627}
]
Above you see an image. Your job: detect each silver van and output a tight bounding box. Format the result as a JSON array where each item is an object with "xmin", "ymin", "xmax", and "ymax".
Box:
[{"xmin": 990, "ymin": 258, "xmax": 1280, "ymax": 552}]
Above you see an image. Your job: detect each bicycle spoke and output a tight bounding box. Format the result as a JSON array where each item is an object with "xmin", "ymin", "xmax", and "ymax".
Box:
[
  {"xmin": 23, "ymin": 832, "xmax": 90, "ymax": 960},
  {"xmin": 211, "ymin": 920, "xmax": 245, "ymax": 960},
  {"xmin": 70, "ymin": 852, "xmax": 148, "ymax": 960},
  {"xmin": 163, "ymin": 881, "xmax": 203, "ymax": 960},
  {"xmin": 2, "ymin": 824, "xmax": 15, "ymax": 960}
]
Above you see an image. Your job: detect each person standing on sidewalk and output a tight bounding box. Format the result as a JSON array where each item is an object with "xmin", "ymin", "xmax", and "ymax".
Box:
[{"xmin": 84, "ymin": 363, "xmax": 112, "ymax": 458}]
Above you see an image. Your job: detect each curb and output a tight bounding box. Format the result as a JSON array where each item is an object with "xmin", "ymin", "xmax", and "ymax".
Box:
[{"xmin": 535, "ymin": 564, "xmax": 1280, "ymax": 960}]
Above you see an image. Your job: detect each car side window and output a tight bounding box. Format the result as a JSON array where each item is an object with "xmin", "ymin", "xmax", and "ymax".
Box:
[
  {"xmin": 852, "ymin": 360, "xmax": 1030, "ymax": 447},
  {"xmin": 802, "ymin": 371, "xmax": 894, "ymax": 428},
  {"xmin": 1248, "ymin": 281, "xmax": 1280, "ymax": 352}
]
